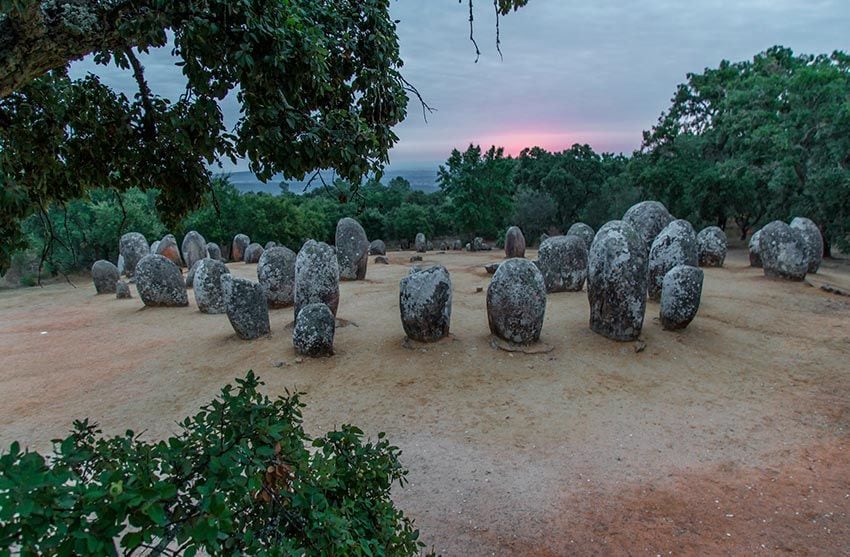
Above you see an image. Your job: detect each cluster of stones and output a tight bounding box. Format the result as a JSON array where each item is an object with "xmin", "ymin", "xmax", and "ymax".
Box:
[{"xmin": 749, "ymin": 216, "xmax": 822, "ymax": 278}]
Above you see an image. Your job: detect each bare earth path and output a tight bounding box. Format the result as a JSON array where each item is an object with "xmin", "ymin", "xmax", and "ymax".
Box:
[{"xmin": 1, "ymin": 249, "xmax": 849, "ymax": 555}]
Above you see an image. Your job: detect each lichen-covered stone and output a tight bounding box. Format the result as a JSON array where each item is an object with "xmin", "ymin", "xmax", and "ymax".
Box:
[
  {"xmin": 660, "ymin": 265, "xmax": 703, "ymax": 331},
  {"xmin": 294, "ymin": 240, "xmax": 340, "ymax": 318},
  {"xmin": 221, "ymin": 275, "xmax": 270, "ymax": 340},
  {"xmin": 264, "ymin": 241, "xmax": 277, "ymax": 250},
  {"xmin": 697, "ymin": 226, "xmax": 727, "ymax": 268},
  {"xmin": 759, "ymin": 221, "xmax": 809, "ymax": 281},
  {"xmin": 622, "ymin": 201, "xmax": 674, "ymax": 253},
  {"xmin": 452, "ymin": 239, "xmax": 463, "ymax": 250},
  {"xmin": 538, "ymin": 235, "xmax": 588, "ymax": 293},
  {"xmin": 91, "ymin": 260, "xmax": 119, "ymax": 294},
  {"xmin": 192, "ymin": 258, "xmax": 230, "ymax": 314},
  {"xmin": 504, "ymin": 226, "xmax": 527, "ymax": 258},
  {"xmin": 473, "ymin": 237, "xmax": 485, "ymax": 251},
  {"xmin": 415, "ymin": 233, "xmax": 427, "ymax": 253},
  {"xmin": 243, "ymin": 243, "xmax": 264, "ymax": 264},
  {"xmin": 135, "ymin": 254, "xmax": 189, "ymax": 307},
  {"xmin": 566, "ymin": 223, "xmax": 595, "ymax": 250},
  {"xmin": 487, "ymin": 258, "xmax": 547, "ymax": 345},
  {"xmin": 119, "ymin": 232, "xmax": 149, "ymax": 277},
  {"xmin": 748, "ymin": 229, "xmax": 763, "ymax": 268},
  {"xmin": 375, "ymin": 255, "xmax": 389, "ymax": 264},
  {"xmin": 369, "ymin": 239, "xmax": 387, "ymax": 255},
  {"xmin": 155, "ymin": 234, "xmax": 183, "ymax": 267},
  {"xmin": 336, "ymin": 217, "xmax": 369, "ymax": 280},
  {"xmin": 206, "ymin": 242, "xmax": 222, "ymax": 261},
  {"xmin": 257, "ymin": 246, "xmax": 296, "ymax": 308},
  {"xmin": 587, "ymin": 220, "xmax": 648, "ymax": 341},
  {"xmin": 231, "ymin": 234, "xmax": 250, "ymax": 262},
  {"xmin": 648, "ymin": 220, "xmax": 698, "ymax": 301},
  {"xmin": 293, "ymin": 303, "xmax": 335, "ymax": 356},
  {"xmin": 116, "ymin": 280, "xmax": 132, "ymax": 299},
  {"xmin": 399, "ymin": 265, "xmax": 452, "ymax": 342},
  {"xmin": 790, "ymin": 217, "xmax": 823, "ymax": 273},
  {"xmin": 181, "ymin": 231, "xmax": 208, "ymax": 271}
]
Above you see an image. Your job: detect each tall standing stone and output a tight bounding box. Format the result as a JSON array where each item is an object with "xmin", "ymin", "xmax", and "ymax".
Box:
[
  {"xmin": 415, "ymin": 233, "xmax": 427, "ymax": 253},
  {"xmin": 193, "ymin": 258, "xmax": 230, "ymax": 314},
  {"xmin": 294, "ymin": 240, "xmax": 340, "ymax": 318},
  {"xmin": 622, "ymin": 201, "xmax": 674, "ymax": 254},
  {"xmin": 181, "ymin": 231, "xmax": 208, "ymax": 270},
  {"xmin": 789, "ymin": 217, "xmax": 823, "ymax": 273},
  {"xmin": 660, "ymin": 265, "xmax": 704, "ymax": 331},
  {"xmin": 243, "ymin": 243, "xmax": 264, "ymax": 264},
  {"xmin": 119, "ymin": 232, "xmax": 148, "ymax": 277},
  {"xmin": 486, "ymin": 259, "xmax": 547, "ymax": 345},
  {"xmin": 504, "ymin": 226, "xmax": 527, "ymax": 259},
  {"xmin": 648, "ymin": 219, "xmax": 698, "ymax": 301},
  {"xmin": 399, "ymin": 266, "xmax": 452, "ymax": 342},
  {"xmin": 697, "ymin": 226, "xmax": 727, "ymax": 268},
  {"xmin": 566, "ymin": 223, "xmax": 595, "ymax": 250},
  {"xmin": 336, "ymin": 217, "xmax": 369, "ymax": 281},
  {"xmin": 206, "ymin": 242, "xmax": 222, "ymax": 261},
  {"xmin": 231, "ymin": 234, "xmax": 250, "ymax": 262},
  {"xmin": 537, "ymin": 235, "xmax": 588, "ymax": 293},
  {"xmin": 221, "ymin": 275, "xmax": 270, "ymax": 340},
  {"xmin": 293, "ymin": 303, "xmax": 335, "ymax": 357},
  {"xmin": 587, "ymin": 221, "xmax": 648, "ymax": 341},
  {"xmin": 257, "ymin": 246, "xmax": 297, "ymax": 308},
  {"xmin": 91, "ymin": 260, "xmax": 120, "ymax": 294},
  {"xmin": 748, "ymin": 229, "xmax": 763, "ymax": 268},
  {"xmin": 155, "ymin": 234, "xmax": 183, "ymax": 267},
  {"xmin": 759, "ymin": 220, "xmax": 809, "ymax": 281},
  {"xmin": 134, "ymin": 254, "xmax": 189, "ymax": 307}
]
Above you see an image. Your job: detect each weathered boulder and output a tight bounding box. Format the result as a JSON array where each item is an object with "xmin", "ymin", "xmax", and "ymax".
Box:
[
  {"xmin": 622, "ymin": 201, "xmax": 674, "ymax": 253},
  {"xmin": 759, "ymin": 220, "xmax": 809, "ymax": 281},
  {"xmin": 294, "ymin": 240, "xmax": 340, "ymax": 318},
  {"xmin": 206, "ymin": 242, "xmax": 222, "ymax": 261},
  {"xmin": 181, "ymin": 231, "xmax": 208, "ymax": 270},
  {"xmin": 293, "ymin": 303, "xmax": 335, "ymax": 357},
  {"xmin": 231, "ymin": 234, "xmax": 250, "ymax": 262},
  {"xmin": 790, "ymin": 217, "xmax": 823, "ymax": 273},
  {"xmin": 91, "ymin": 260, "xmax": 120, "ymax": 294},
  {"xmin": 336, "ymin": 217, "xmax": 369, "ymax": 280},
  {"xmin": 264, "ymin": 241, "xmax": 277, "ymax": 250},
  {"xmin": 257, "ymin": 246, "xmax": 297, "ymax": 308},
  {"xmin": 375, "ymin": 255, "xmax": 389, "ymax": 265},
  {"xmin": 135, "ymin": 254, "xmax": 189, "ymax": 307},
  {"xmin": 243, "ymin": 243, "xmax": 264, "ymax": 264},
  {"xmin": 399, "ymin": 265, "xmax": 452, "ymax": 342},
  {"xmin": 439, "ymin": 241, "xmax": 448, "ymax": 251},
  {"xmin": 697, "ymin": 226, "xmax": 727, "ymax": 268},
  {"xmin": 369, "ymin": 239, "xmax": 387, "ymax": 255},
  {"xmin": 484, "ymin": 262, "xmax": 499, "ymax": 275},
  {"xmin": 587, "ymin": 221, "xmax": 648, "ymax": 341},
  {"xmin": 504, "ymin": 226, "xmax": 527, "ymax": 258},
  {"xmin": 221, "ymin": 275, "xmax": 270, "ymax": 339},
  {"xmin": 452, "ymin": 239, "xmax": 463, "ymax": 250},
  {"xmin": 566, "ymin": 223, "xmax": 595, "ymax": 250},
  {"xmin": 464, "ymin": 243, "xmax": 472, "ymax": 251},
  {"xmin": 748, "ymin": 229, "xmax": 763, "ymax": 268},
  {"xmin": 660, "ymin": 265, "xmax": 704, "ymax": 331},
  {"xmin": 538, "ymin": 235, "xmax": 588, "ymax": 293},
  {"xmin": 415, "ymin": 233, "xmax": 427, "ymax": 253},
  {"xmin": 192, "ymin": 258, "xmax": 230, "ymax": 314},
  {"xmin": 119, "ymin": 232, "xmax": 149, "ymax": 277},
  {"xmin": 155, "ymin": 234, "xmax": 183, "ymax": 267},
  {"xmin": 647, "ymin": 220, "xmax": 698, "ymax": 301},
  {"xmin": 473, "ymin": 237, "xmax": 486, "ymax": 251},
  {"xmin": 486, "ymin": 259, "xmax": 547, "ymax": 345},
  {"xmin": 426, "ymin": 241, "xmax": 433, "ymax": 251},
  {"xmin": 116, "ymin": 280, "xmax": 132, "ymax": 299}
]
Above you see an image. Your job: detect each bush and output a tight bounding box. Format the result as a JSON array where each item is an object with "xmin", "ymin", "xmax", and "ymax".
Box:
[{"xmin": 0, "ymin": 372, "xmax": 427, "ymax": 556}]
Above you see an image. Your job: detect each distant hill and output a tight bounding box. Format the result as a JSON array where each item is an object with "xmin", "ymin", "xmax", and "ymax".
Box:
[{"xmin": 222, "ymin": 167, "xmax": 440, "ymax": 195}]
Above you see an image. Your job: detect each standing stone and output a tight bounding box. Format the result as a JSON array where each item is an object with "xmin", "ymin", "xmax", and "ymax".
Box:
[
  {"xmin": 135, "ymin": 254, "xmax": 189, "ymax": 307},
  {"xmin": 119, "ymin": 232, "xmax": 148, "ymax": 277},
  {"xmin": 336, "ymin": 217, "xmax": 369, "ymax": 281},
  {"xmin": 452, "ymin": 239, "xmax": 463, "ymax": 250},
  {"xmin": 648, "ymin": 220, "xmax": 698, "ymax": 301},
  {"xmin": 243, "ymin": 243, "xmax": 264, "ymax": 264},
  {"xmin": 537, "ymin": 235, "xmax": 588, "ymax": 293},
  {"xmin": 587, "ymin": 221, "xmax": 648, "ymax": 341},
  {"xmin": 566, "ymin": 223, "xmax": 595, "ymax": 250},
  {"xmin": 473, "ymin": 237, "xmax": 485, "ymax": 251},
  {"xmin": 748, "ymin": 229, "xmax": 763, "ymax": 268},
  {"xmin": 293, "ymin": 303, "xmax": 335, "ymax": 357},
  {"xmin": 415, "ymin": 233, "xmax": 427, "ymax": 253},
  {"xmin": 220, "ymin": 241, "xmax": 232, "ymax": 261},
  {"xmin": 400, "ymin": 238, "xmax": 410, "ymax": 250},
  {"xmin": 257, "ymin": 246, "xmax": 297, "ymax": 308},
  {"xmin": 486, "ymin": 259, "xmax": 547, "ymax": 345},
  {"xmin": 697, "ymin": 226, "xmax": 727, "ymax": 268},
  {"xmin": 150, "ymin": 241, "xmax": 160, "ymax": 255},
  {"xmin": 294, "ymin": 240, "xmax": 340, "ymax": 318},
  {"xmin": 116, "ymin": 280, "xmax": 132, "ymax": 299},
  {"xmin": 193, "ymin": 258, "xmax": 230, "ymax": 314},
  {"xmin": 439, "ymin": 241, "xmax": 448, "ymax": 251},
  {"xmin": 91, "ymin": 260, "xmax": 120, "ymax": 294},
  {"xmin": 660, "ymin": 265, "xmax": 704, "ymax": 331},
  {"xmin": 206, "ymin": 242, "xmax": 222, "ymax": 261},
  {"xmin": 622, "ymin": 201, "xmax": 674, "ymax": 253},
  {"xmin": 504, "ymin": 226, "xmax": 527, "ymax": 258},
  {"xmin": 399, "ymin": 265, "xmax": 452, "ymax": 342},
  {"xmin": 181, "ymin": 231, "xmax": 208, "ymax": 270},
  {"xmin": 185, "ymin": 260, "xmax": 202, "ymax": 288},
  {"xmin": 790, "ymin": 217, "xmax": 823, "ymax": 273},
  {"xmin": 156, "ymin": 234, "xmax": 183, "ymax": 267},
  {"xmin": 231, "ymin": 234, "xmax": 250, "ymax": 262},
  {"xmin": 221, "ymin": 275, "xmax": 270, "ymax": 340},
  {"xmin": 369, "ymin": 239, "xmax": 387, "ymax": 255},
  {"xmin": 264, "ymin": 241, "xmax": 277, "ymax": 250},
  {"xmin": 759, "ymin": 220, "xmax": 809, "ymax": 281}
]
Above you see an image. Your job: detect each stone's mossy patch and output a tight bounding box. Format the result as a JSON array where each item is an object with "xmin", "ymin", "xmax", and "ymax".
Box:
[
  {"xmin": 648, "ymin": 219, "xmax": 698, "ymax": 301},
  {"xmin": 487, "ymin": 258, "xmax": 546, "ymax": 345},
  {"xmin": 759, "ymin": 220, "xmax": 809, "ymax": 281},
  {"xmin": 258, "ymin": 246, "xmax": 297, "ymax": 308},
  {"xmin": 193, "ymin": 258, "xmax": 230, "ymax": 314},
  {"xmin": 697, "ymin": 226, "xmax": 727, "ymax": 268},
  {"xmin": 294, "ymin": 240, "xmax": 340, "ymax": 319},
  {"xmin": 293, "ymin": 303, "xmax": 335, "ymax": 357},
  {"xmin": 538, "ymin": 235, "xmax": 588, "ymax": 293},
  {"xmin": 135, "ymin": 254, "xmax": 189, "ymax": 307},
  {"xmin": 221, "ymin": 275, "xmax": 270, "ymax": 340},
  {"xmin": 660, "ymin": 265, "xmax": 703, "ymax": 330},
  {"xmin": 399, "ymin": 265, "xmax": 452, "ymax": 343},
  {"xmin": 336, "ymin": 217, "xmax": 369, "ymax": 281}
]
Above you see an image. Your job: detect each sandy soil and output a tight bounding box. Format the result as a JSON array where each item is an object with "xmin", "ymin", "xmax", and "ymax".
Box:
[{"xmin": 1, "ymin": 249, "xmax": 849, "ymax": 556}]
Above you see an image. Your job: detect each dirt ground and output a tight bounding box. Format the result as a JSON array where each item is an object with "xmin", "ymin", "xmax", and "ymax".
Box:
[{"xmin": 1, "ymin": 248, "xmax": 849, "ymax": 556}]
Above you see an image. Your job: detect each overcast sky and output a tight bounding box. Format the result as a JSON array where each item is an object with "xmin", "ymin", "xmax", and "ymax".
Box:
[{"xmin": 70, "ymin": 0, "xmax": 850, "ymax": 171}]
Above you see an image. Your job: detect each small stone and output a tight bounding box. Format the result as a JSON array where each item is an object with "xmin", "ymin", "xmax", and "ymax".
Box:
[
  {"xmin": 410, "ymin": 255, "xmax": 423, "ymax": 262},
  {"xmin": 369, "ymin": 239, "xmax": 387, "ymax": 255},
  {"xmin": 400, "ymin": 238, "xmax": 410, "ymax": 250},
  {"xmin": 206, "ymin": 242, "xmax": 222, "ymax": 261},
  {"xmin": 181, "ymin": 230, "xmax": 208, "ymax": 271},
  {"xmin": 116, "ymin": 280, "xmax": 132, "ymax": 299},
  {"xmin": 566, "ymin": 223, "xmax": 595, "ymax": 250},
  {"xmin": 336, "ymin": 217, "xmax": 369, "ymax": 280},
  {"xmin": 193, "ymin": 258, "xmax": 231, "ymax": 314},
  {"xmin": 135, "ymin": 254, "xmax": 189, "ymax": 307},
  {"xmin": 697, "ymin": 226, "xmax": 727, "ymax": 268},
  {"xmin": 375, "ymin": 255, "xmax": 389, "ymax": 264},
  {"xmin": 473, "ymin": 237, "xmax": 485, "ymax": 251},
  {"xmin": 759, "ymin": 220, "xmax": 809, "ymax": 281},
  {"xmin": 789, "ymin": 217, "xmax": 823, "ymax": 273},
  {"xmin": 487, "ymin": 259, "xmax": 547, "ymax": 345},
  {"xmin": 399, "ymin": 265, "xmax": 452, "ymax": 342},
  {"xmin": 91, "ymin": 260, "xmax": 120, "ymax": 294},
  {"xmin": 452, "ymin": 239, "xmax": 463, "ymax": 250},
  {"xmin": 231, "ymin": 234, "xmax": 250, "ymax": 262},
  {"xmin": 221, "ymin": 275, "xmax": 270, "ymax": 340},
  {"xmin": 538, "ymin": 235, "xmax": 588, "ymax": 293},
  {"xmin": 119, "ymin": 232, "xmax": 149, "ymax": 277},
  {"xmin": 660, "ymin": 265, "xmax": 704, "ymax": 330},
  {"xmin": 294, "ymin": 239, "xmax": 340, "ymax": 318},
  {"xmin": 293, "ymin": 302, "xmax": 335, "ymax": 356},
  {"xmin": 504, "ymin": 226, "xmax": 527, "ymax": 258},
  {"xmin": 257, "ymin": 246, "xmax": 297, "ymax": 308},
  {"xmin": 243, "ymin": 243, "xmax": 264, "ymax": 264},
  {"xmin": 415, "ymin": 232, "xmax": 427, "ymax": 253}
]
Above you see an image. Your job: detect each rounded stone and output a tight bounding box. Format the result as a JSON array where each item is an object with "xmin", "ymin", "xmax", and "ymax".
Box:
[
  {"xmin": 181, "ymin": 230, "xmax": 208, "ymax": 271},
  {"xmin": 135, "ymin": 254, "xmax": 189, "ymax": 307},
  {"xmin": 587, "ymin": 220, "xmax": 648, "ymax": 341},
  {"xmin": 399, "ymin": 265, "xmax": 452, "ymax": 343},
  {"xmin": 486, "ymin": 258, "xmax": 547, "ymax": 345},
  {"xmin": 566, "ymin": 223, "xmax": 595, "ymax": 250},
  {"xmin": 221, "ymin": 275, "xmax": 270, "ymax": 340},
  {"xmin": 648, "ymin": 220, "xmax": 698, "ymax": 301},
  {"xmin": 119, "ymin": 232, "xmax": 149, "ymax": 277},
  {"xmin": 257, "ymin": 246, "xmax": 297, "ymax": 308},
  {"xmin": 192, "ymin": 258, "xmax": 230, "ymax": 314},
  {"xmin": 622, "ymin": 201, "xmax": 674, "ymax": 253},
  {"xmin": 504, "ymin": 226, "xmax": 527, "ymax": 258},
  {"xmin": 400, "ymin": 238, "xmax": 410, "ymax": 250},
  {"xmin": 790, "ymin": 217, "xmax": 823, "ymax": 273},
  {"xmin": 369, "ymin": 239, "xmax": 387, "ymax": 256},
  {"xmin": 243, "ymin": 243, "xmax": 264, "ymax": 264},
  {"xmin": 660, "ymin": 265, "xmax": 704, "ymax": 331},
  {"xmin": 452, "ymin": 239, "xmax": 463, "ymax": 250},
  {"xmin": 415, "ymin": 233, "xmax": 427, "ymax": 253},
  {"xmin": 748, "ymin": 229, "xmax": 763, "ymax": 268},
  {"xmin": 91, "ymin": 260, "xmax": 120, "ymax": 294},
  {"xmin": 294, "ymin": 240, "xmax": 340, "ymax": 319},
  {"xmin": 759, "ymin": 221, "xmax": 809, "ymax": 281},
  {"xmin": 336, "ymin": 217, "xmax": 369, "ymax": 281},
  {"xmin": 697, "ymin": 226, "xmax": 727, "ymax": 268},
  {"xmin": 538, "ymin": 235, "xmax": 588, "ymax": 293},
  {"xmin": 206, "ymin": 242, "xmax": 222, "ymax": 261},
  {"xmin": 155, "ymin": 234, "xmax": 183, "ymax": 267},
  {"xmin": 293, "ymin": 303, "xmax": 335, "ymax": 357},
  {"xmin": 231, "ymin": 234, "xmax": 250, "ymax": 262},
  {"xmin": 116, "ymin": 280, "xmax": 132, "ymax": 299}
]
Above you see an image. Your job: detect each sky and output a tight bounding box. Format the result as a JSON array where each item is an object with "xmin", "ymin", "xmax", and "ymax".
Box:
[{"xmin": 70, "ymin": 0, "xmax": 850, "ymax": 171}]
